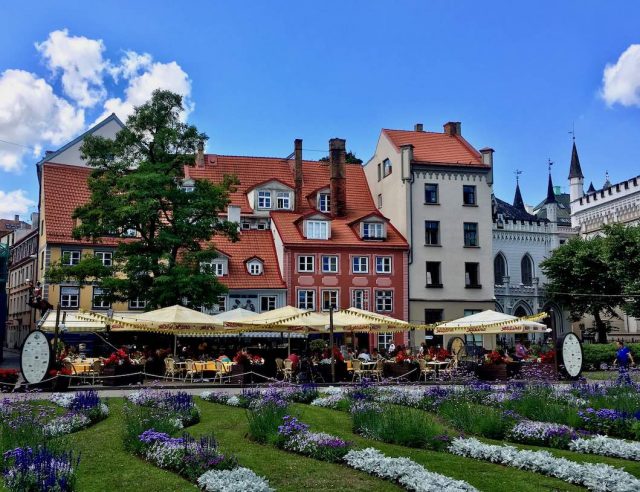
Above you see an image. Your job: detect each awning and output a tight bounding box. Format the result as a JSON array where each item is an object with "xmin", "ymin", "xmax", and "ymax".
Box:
[{"xmin": 433, "ymin": 310, "xmax": 549, "ymax": 335}]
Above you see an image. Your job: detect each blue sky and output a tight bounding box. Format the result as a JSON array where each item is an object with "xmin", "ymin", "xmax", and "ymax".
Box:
[{"xmin": 1, "ymin": 1, "xmax": 639, "ymax": 220}]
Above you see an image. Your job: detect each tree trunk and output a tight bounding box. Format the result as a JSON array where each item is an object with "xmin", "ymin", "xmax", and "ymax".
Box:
[{"xmin": 594, "ymin": 311, "xmax": 608, "ymax": 344}]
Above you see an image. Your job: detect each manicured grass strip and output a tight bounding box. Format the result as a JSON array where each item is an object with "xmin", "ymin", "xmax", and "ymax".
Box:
[
  {"xmin": 191, "ymin": 399, "xmax": 401, "ymax": 491},
  {"xmin": 66, "ymin": 399, "xmax": 196, "ymax": 491}
]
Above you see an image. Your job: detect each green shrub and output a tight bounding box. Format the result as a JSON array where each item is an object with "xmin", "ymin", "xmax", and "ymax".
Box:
[
  {"xmin": 503, "ymin": 387, "xmax": 581, "ymax": 428},
  {"xmin": 353, "ymin": 404, "xmax": 450, "ymax": 450},
  {"xmin": 438, "ymin": 399, "xmax": 514, "ymax": 439},
  {"xmin": 582, "ymin": 342, "xmax": 640, "ymax": 369}
]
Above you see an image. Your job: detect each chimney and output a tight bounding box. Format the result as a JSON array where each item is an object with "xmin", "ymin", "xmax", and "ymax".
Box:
[
  {"xmin": 294, "ymin": 139, "xmax": 303, "ymax": 212},
  {"xmin": 414, "ymin": 123, "xmax": 423, "ymax": 132},
  {"xmin": 329, "ymin": 138, "xmax": 347, "ymax": 217},
  {"xmin": 443, "ymin": 121, "xmax": 461, "ymax": 136},
  {"xmin": 195, "ymin": 140, "xmax": 205, "ymax": 168},
  {"xmin": 14, "ymin": 214, "xmax": 19, "ymax": 222},
  {"xmin": 479, "ymin": 147, "xmax": 495, "ymax": 186}
]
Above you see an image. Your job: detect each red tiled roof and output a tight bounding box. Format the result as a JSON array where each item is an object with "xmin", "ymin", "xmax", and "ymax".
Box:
[
  {"xmin": 382, "ymin": 129, "xmax": 486, "ymax": 167},
  {"xmin": 186, "ymin": 155, "xmax": 377, "ymax": 215},
  {"xmin": 42, "ymin": 163, "xmax": 121, "ymax": 246},
  {"xmin": 206, "ymin": 230, "xmax": 286, "ymax": 289}
]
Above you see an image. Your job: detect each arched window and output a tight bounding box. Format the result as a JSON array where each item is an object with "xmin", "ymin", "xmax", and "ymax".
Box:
[
  {"xmin": 521, "ymin": 254, "xmax": 533, "ymax": 285},
  {"xmin": 494, "ymin": 253, "xmax": 507, "ymax": 285}
]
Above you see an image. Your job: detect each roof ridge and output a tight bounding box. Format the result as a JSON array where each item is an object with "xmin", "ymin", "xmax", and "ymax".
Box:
[{"xmin": 211, "ymin": 153, "xmax": 323, "ymax": 163}]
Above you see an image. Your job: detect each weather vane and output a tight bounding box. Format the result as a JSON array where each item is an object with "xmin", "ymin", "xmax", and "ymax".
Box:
[
  {"xmin": 568, "ymin": 122, "xmax": 575, "ymax": 142},
  {"xmin": 548, "ymin": 158, "xmax": 554, "ymax": 173},
  {"xmin": 514, "ymin": 169, "xmax": 522, "ymax": 184}
]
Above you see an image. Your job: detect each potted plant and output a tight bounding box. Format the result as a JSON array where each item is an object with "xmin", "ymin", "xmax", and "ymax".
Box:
[{"xmin": 102, "ymin": 348, "xmax": 141, "ymax": 386}]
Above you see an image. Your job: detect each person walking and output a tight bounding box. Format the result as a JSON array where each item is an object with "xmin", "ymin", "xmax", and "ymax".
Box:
[{"xmin": 613, "ymin": 340, "xmax": 635, "ymax": 385}]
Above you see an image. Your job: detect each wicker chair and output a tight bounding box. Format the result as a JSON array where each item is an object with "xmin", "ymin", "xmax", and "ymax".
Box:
[{"xmin": 164, "ymin": 358, "xmax": 178, "ymax": 380}]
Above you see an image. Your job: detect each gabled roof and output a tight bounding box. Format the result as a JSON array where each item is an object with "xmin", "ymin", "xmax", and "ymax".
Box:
[
  {"xmin": 206, "ymin": 231, "xmax": 285, "ymax": 289},
  {"xmin": 245, "ymin": 178, "xmax": 293, "ymax": 193},
  {"xmin": 381, "ymin": 129, "xmax": 487, "ymax": 167},
  {"xmin": 568, "ymin": 142, "xmax": 584, "ymax": 179},
  {"xmin": 494, "ymin": 197, "xmax": 541, "ymax": 222}
]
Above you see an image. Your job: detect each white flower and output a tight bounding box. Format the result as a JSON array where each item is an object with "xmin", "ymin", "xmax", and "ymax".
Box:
[
  {"xmin": 570, "ymin": 435, "xmax": 640, "ymax": 461},
  {"xmin": 197, "ymin": 467, "xmax": 273, "ymax": 492},
  {"xmin": 43, "ymin": 412, "xmax": 91, "ymax": 437},
  {"xmin": 449, "ymin": 437, "xmax": 640, "ymax": 492},
  {"xmin": 310, "ymin": 394, "xmax": 343, "ymax": 408},
  {"xmin": 343, "ymin": 448, "xmax": 477, "ymax": 492},
  {"xmin": 226, "ymin": 396, "xmax": 241, "ymax": 407},
  {"xmin": 322, "ymin": 386, "xmax": 344, "ymax": 395},
  {"xmin": 50, "ymin": 393, "xmax": 76, "ymax": 408}
]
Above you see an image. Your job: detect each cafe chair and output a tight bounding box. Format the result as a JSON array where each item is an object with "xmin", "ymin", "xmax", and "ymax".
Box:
[
  {"xmin": 351, "ymin": 359, "xmax": 365, "ymax": 382},
  {"xmin": 283, "ymin": 360, "xmax": 294, "ymax": 382},
  {"xmin": 419, "ymin": 359, "xmax": 434, "ymax": 382},
  {"xmin": 184, "ymin": 359, "xmax": 197, "ymax": 383},
  {"xmin": 275, "ymin": 358, "xmax": 285, "ymax": 380},
  {"xmin": 438, "ymin": 360, "xmax": 454, "ymax": 380},
  {"xmin": 213, "ymin": 360, "xmax": 228, "ymax": 384},
  {"xmin": 369, "ymin": 359, "xmax": 384, "ymax": 382},
  {"xmin": 87, "ymin": 359, "xmax": 102, "ymax": 386},
  {"xmin": 164, "ymin": 358, "xmax": 178, "ymax": 380}
]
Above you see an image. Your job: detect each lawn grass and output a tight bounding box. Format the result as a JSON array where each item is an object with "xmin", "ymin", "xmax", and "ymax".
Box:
[{"xmin": 583, "ymin": 370, "xmax": 640, "ymax": 381}]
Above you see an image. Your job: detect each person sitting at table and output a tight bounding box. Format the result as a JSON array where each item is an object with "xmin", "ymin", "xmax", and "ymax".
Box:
[
  {"xmin": 357, "ymin": 348, "xmax": 371, "ymax": 361},
  {"xmin": 332, "ymin": 346, "xmax": 344, "ymax": 362},
  {"xmin": 344, "ymin": 348, "xmax": 354, "ymax": 361},
  {"xmin": 286, "ymin": 352, "xmax": 300, "ymax": 370},
  {"xmin": 371, "ymin": 347, "xmax": 381, "ymax": 360},
  {"xmin": 514, "ymin": 341, "xmax": 529, "ymax": 360},
  {"xmin": 217, "ymin": 353, "xmax": 232, "ymax": 363},
  {"xmin": 388, "ymin": 342, "xmax": 396, "ymax": 355}
]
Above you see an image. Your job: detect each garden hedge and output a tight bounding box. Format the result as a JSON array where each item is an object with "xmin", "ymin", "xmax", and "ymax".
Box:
[{"xmin": 582, "ymin": 343, "xmax": 640, "ymax": 369}]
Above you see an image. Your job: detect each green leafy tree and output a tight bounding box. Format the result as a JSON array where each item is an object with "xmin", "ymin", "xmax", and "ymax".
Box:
[
  {"xmin": 318, "ymin": 151, "xmax": 363, "ymax": 164},
  {"xmin": 602, "ymin": 224, "xmax": 640, "ymax": 318},
  {"xmin": 541, "ymin": 235, "xmax": 622, "ymax": 343},
  {"xmin": 46, "ymin": 90, "xmax": 238, "ymax": 309}
]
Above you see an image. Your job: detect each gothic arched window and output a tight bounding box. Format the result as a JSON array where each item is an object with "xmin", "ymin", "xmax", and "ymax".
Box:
[
  {"xmin": 521, "ymin": 254, "xmax": 534, "ymax": 286},
  {"xmin": 494, "ymin": 253, "xmax": 507, "ymax": 285}
]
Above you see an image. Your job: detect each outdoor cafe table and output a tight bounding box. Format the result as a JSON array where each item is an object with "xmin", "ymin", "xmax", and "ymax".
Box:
[
  {"xmin": 427, "ymin": 360, "xmax": 451, "ymax": 378},
  {"xmin": 70, "ymin": 358, "xmax": 102, "ymax": 375}
]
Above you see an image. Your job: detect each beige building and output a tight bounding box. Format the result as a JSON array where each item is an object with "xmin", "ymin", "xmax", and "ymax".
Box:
[{"xmin": 364, "ymin": 122, "xmax": 495, "ymax": 347}]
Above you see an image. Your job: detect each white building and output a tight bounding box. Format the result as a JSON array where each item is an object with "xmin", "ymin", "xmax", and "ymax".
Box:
[
  {"xmin": 567, "ymin": 142, "xmax": 640, "ymax": 337},
  {"xmin": 364, "ymin": 122, "xmax": 495, "ymax": 347}
]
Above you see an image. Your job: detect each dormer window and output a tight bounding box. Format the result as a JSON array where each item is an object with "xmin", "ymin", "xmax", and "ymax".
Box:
[
  {"xmin": 306, "ymin": 220, "xmax": 329, "ymax": 240},
  {"xmin": 276, "ymin": 191, "xmax": 291, "ymax": 210},
  {"xmin": 318, "ymin": 193, "xmax": 330, "ymax": 213},
  {"xmin": 247, "ymin": 259, "xmax": 263, "ymax": 275},
  {"xmin": 201, "ymin": 259, "xmax": 227, "ymax": 277},
  {"xmin": 181, "ymin": 178, "xmax": 195, "ymax": 192},
  {"xmin": 257, "ymin": 190, "xmax": 271, "ymax": 209},
  {"xmin": 362, "ymin": 222, "xmax": 385, "ymax": 239}
]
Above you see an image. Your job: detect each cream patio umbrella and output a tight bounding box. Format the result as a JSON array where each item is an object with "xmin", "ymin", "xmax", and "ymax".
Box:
[{"xmin": 433, "ymin": 310, "xmax": 549, "ymax": 335}]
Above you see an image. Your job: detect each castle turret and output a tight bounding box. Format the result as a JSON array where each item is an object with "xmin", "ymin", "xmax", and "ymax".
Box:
[
  {"xmin": 568, "ymin": 142, "xmax": 584, "ymax": 203},
  {"xmin": 545, "ymin": 172, "xmax": 558, "ymax": 225}
]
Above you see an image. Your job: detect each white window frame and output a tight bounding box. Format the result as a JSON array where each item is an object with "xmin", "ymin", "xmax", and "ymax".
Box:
[
  {"xmin": 181, "ymin": 185, "xmax": 195, "ymax": 193},
  {"xmin": 375, "ymin": 256, "xmax": 392, "ymax": 274},
  {"xmin": 216, "ymin": 295, "xmax": 227, "ymax": 313},
  {"xmin": 129, "ymin": 297, "xmax": 147, "ymax": 310},
  {"xmin": 375, "ymin": 290, "xmax": 393, "ymax": 312},
  {"xmin": 62, "ymin": 250, "xmax": 80, "ymax": 266},
  {"xmin": 260, "ymin": 295, "xmax": 277, "ymax": 312},
  {"xmin": 276, "ymin": 191, "xmax": 291, "ymax": 210},
  {"xmin": 297, "ymin": 290, "xmax": 315, "ymax": 310},
  {"xmin": 60, "ymin": 287, "xmax": 80, "ymax": 309},
  {"xmin": 122, "ymin": 228, "xmax": 137, "ymax": 237},
  {"xmin": 363, "ymin": 222, "xmax": 384, "ymax": 239},
  {"xmin": 297, "ymin": 255, "xmax": 315, "ymax": 273},
  {"xmin": 321, "ymin": 255, "xmax": 338, "ymax": 273},
  {"xmin": 321, "ymin": 289, "xmax": 339, "ymax": 311},
  {"xmin": 351, "ymin": 289, "xmax": 369, "ymax": 310},
  {"xmin": 352, "ymin": 256, "xmax": 369, "ymax": 274},
  {"xmin": 378, "ymin": 333, "xmax": 394, "ymax": 350},
  {"xmin": 257, "ymin": 190, "xmax": 272, "ymax": 209},
  {"xmin": 200, "ymin": 260, "xmax": 225, "ymax": 276},
  {"xmin": 306, "ymin": 220, "xmax": 329, "ymax": 239},
  {"xmin": 95, "ymin": 251, "xmax": 112, "ymax": 267},
  {"xmin": 247, "ymin": 260, "xmax": 263, "ymax": 275},
  {"xmin": 318, "ymin": 193, "xmax": 330, "ymax": 213},
  {"xmin": 92, "ymin": 287, "xmax": 110, "ymax": 309}
]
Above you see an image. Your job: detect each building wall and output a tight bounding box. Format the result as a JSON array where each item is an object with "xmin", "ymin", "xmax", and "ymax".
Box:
[{"xmin": 47, "ymin": 118, "xmax": 122, "ymax": 167}]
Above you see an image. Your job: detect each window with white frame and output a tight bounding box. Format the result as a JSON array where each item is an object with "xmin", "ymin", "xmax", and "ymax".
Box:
[
  {"xmin": 257, "ymin": 190, "xmax": 271, "ymax": 209},
  {"xmin": 351, "ymin": 289, "xmax": 369, "ymax": 310},
  {"xmin": 305, "ymin": 220, "xmax": 329, "ymax": 239},
  {"xmin": 247, "ymin": 260, "xmax": 263, "ymax": 275},
  {"xmin": 375, "ymin": 256, "xmax": 392, "ymax": 274},
  {"xmin": 352, "ymin": 256, "xmax": 369, "ymax": 274},
  {"xmin": 92, "ymin": 287, "xmax": 110, "ymax": 309},
  {"xmin": 95, "ymin": 251, "xmax": 112, "ymax": 266},
  {"xmin": 201, "ymin": 260, "xmax": 225, "ymax": 276},
  {"xmin": 129, "ymin": 297, "xmax": 147, "ymax": 310},
  {"xmin": 297, "ymin": 290, "xmax": 315, "ymax": 310},
  {"xmin": 122, "ymin": 228, "xmax": 137, "ymax": 237},
  {"xmin": 276, "ymin": 191, "xmax": 291, "ymax": 210},
  {"xmin": 216, "ymin": 295, "xmax": 227, "ymax": 312},
  {"xmin": 318, "ymin": 193, "xmax": 330, "ymax": 213},
  {"xmin": 363, "ymin": 222, "xmax": 384, "ymax": 239},
  {"xmin": 321, "ymin": 290, "xmax": 339, "ymax": 311},
  {"xmin": 181, "ymin": 185, "xmax": 195, "ymax": 192},
  {"xmin": 60, "ymin": 287, "xmax": 80, "ymax": 308},
  {"xmin": 298, "ymin": 255, "xmax": 314, "ymax": 272},
  {"xmin": 62, "ymin": 251, "xmax": 80, "ymax": 266},
  {"xmin": 375, "ymin": 290, "xmax": 393, "ymax": 312},
  {"xmin": 260, "ymin": 296, "xmax": 277, "ymax": 312},
  {"xmin": 378, "ymin": 333, "xmax": 393, "ymax": 350},
  {"xmin": 321, "ymin": 255, "xmax": 338, "ymax": 273}
]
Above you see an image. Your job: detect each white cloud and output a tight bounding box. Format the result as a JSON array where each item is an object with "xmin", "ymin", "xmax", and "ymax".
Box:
[
  {"xmin": 0, "ymin": 69, "xmax": 85, "ymax": 172},
  {"xmin": 97, "ymin": 54, "xmax": 193, "ymax": 123},
  {"xmin": 602, "ymin": 44, "xmax": 640, "ymax": 107},
  {"xmin": 0, "ymin": 189, "xmax": 36, "ymax": 217},
  {"xmin": 35, "ymin": 29, "xmax": 107, "ymax": 108}
]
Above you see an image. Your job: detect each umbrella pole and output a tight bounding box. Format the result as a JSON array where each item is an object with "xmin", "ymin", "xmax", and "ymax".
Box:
[
  {"xmin": 330, "ymin": 306, "xmax": 335, "ymax": 384},
  {"xmin": 174, "ymin": 335, "xmax": 177, "ymax": 357},
  {"xmin": 288, "ymin": 333, "xmax": 291, "ymax": 357}
]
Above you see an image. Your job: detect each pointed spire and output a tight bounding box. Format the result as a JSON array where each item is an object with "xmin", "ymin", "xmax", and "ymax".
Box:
[
  {"xmin": 587, "ymin": 181, "xmax": 595, "ymax": 193},
  {"xmin": 568, "ymin": 141, "xmax": 584, "ymax": 179},
  {"xmin": 603, "ymin": 170, "xmax": 611, "ymax": 189},
  {"xmin": 513, "ymin": 182, "xmax": 525, "ymax": 210},
  {"xmin": 546, "ymin": 172, "xmax": 557, "ymax": 204}
]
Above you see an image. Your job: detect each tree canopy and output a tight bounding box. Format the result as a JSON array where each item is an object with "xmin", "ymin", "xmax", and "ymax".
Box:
[
  {"xmin": 541, "ymin": 224, "xmax": 640, "ymax": 343},
  {"xmin": 46, "ymin": 90, "xmax": 238, "ymax": 310},
  {"xmin": 318, "ymin": 151, "xmax": 363, "ymax": 165}
]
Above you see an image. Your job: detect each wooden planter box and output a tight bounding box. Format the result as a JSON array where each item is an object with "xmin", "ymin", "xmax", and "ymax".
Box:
[{"xmin": 477, "ymin": 364, "xmax": 508, "ymax": 381}]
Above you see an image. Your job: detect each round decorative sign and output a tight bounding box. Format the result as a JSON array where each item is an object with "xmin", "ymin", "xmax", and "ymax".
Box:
[
  {"xmin": 557, "ymin": 332, "xmax": 583, "ymax": 379},
  {"xmin": 20, "ymin": 330, "xmax": 52, "ymax": 384},
  {"xmin": 447, "ymin": 336, "xmax": 466, "ymax": 357}
]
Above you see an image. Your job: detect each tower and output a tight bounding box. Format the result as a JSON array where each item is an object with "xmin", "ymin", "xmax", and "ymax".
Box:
[
  {"xmin": 568, "ymin": 141, "xmax": 584, "ymax": 203},
  {"xmin": 545, "ymin": 171, "xmax": 558, "ymax": 226}
]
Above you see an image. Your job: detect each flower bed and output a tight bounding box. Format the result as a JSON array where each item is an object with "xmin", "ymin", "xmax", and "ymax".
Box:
[
  {"xmin": 569, "ymin": 435, "xmax": 640, "ymax": 461},
  {"xmin": 449, "ymin": 437, "xmax": 640, "ymax": 492},
  {"xmin": 344, "ymin": 448, "xmax": 477, "ymax": 492},
  {"xmin": 127, "ymin": 389, "xmax": 200, "ymax": 427},
  {"xmin": 197, "ymin": 468, "xmax": 273, "ymax": 492},
  {"xmin": 2, "ymin": 446, "xmax": 80, "ymax": 492},
  {"xmin": 506, "ymin": 420, "xmax": 581, "ymax": 449}
]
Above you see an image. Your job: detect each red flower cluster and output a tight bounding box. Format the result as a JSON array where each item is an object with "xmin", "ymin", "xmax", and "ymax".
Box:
[
  {"xmin": 104, "ymin": 348, "xmax": 131, "ymax": 367},
  {"xmin": 485, "ymin": 350, "xmax": 504, "ymax": 365},
  {"xmin": 48, "ymin": 367, "xmax": 72, "ymax": 376},
  {"xmin": 233, "ymin": 351, "xmax": 250, "ymax": 364},
  {"xmin": 540, "ymin": 350, "xmax": 556, "ymax": 363}
]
